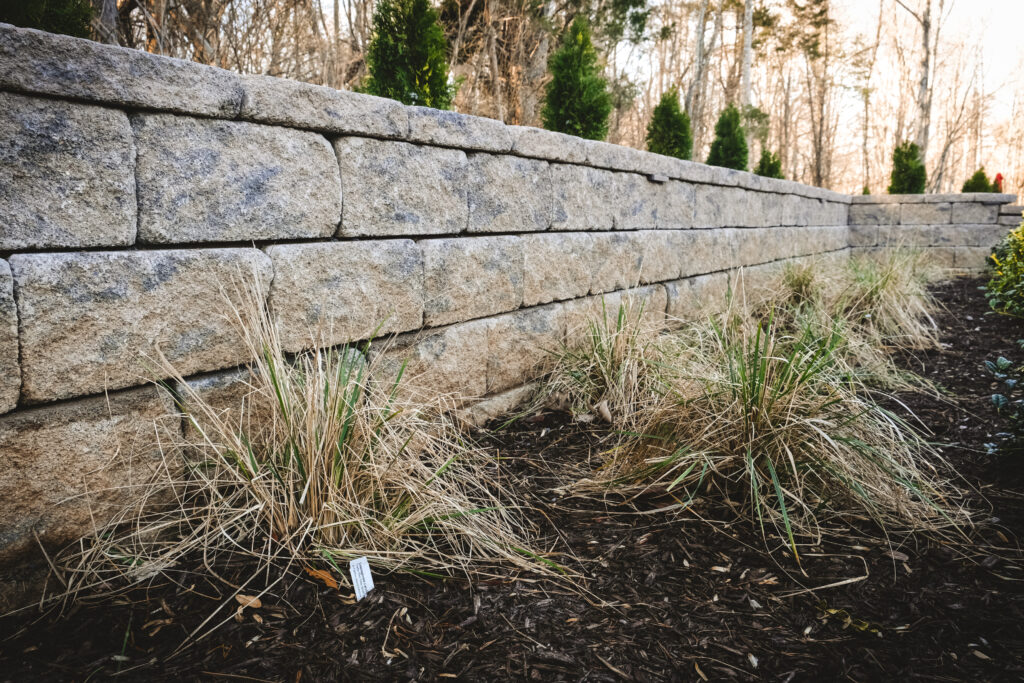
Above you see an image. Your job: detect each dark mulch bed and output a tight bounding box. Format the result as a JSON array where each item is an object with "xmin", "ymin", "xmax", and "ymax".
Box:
[{"xmin": 3, "ymin": 279, "xmax": 1024, "ymax": 682}]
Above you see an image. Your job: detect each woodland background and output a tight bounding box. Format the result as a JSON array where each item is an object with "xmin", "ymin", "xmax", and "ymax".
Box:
[{"xmin": 83, "ymin": 0, "xmax": 1024, "ymax": 195}]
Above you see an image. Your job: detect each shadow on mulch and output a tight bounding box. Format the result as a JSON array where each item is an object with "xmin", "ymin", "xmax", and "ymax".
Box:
[{"xmin": 2, "ymin": 278, "xmax": 1024, "ymax": 682}]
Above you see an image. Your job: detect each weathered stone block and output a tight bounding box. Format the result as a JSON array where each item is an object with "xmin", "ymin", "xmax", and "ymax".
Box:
[
  {"xmin": 919, "ymin": 247, "xmax": 956, "ymax": 268},
  {"xmin": 407, "ymin": 107, "xmax": 512, "ymax": 152},
  {"xmin": 590, "ymin": 232, "xmax": 644, "ymax": 294},
  {"xmin": 0, "ymin": 23, "xmax": 243, "ymax": 116},
  {"xmin": 522, "ymin": 233, "xmax": 594, "ymax": 306},
  {"xmin": 694, "ymin": 185, "xmax": 757, "ymax": 228},
  {"xmin": 678, "ymin": 229, "xmax": 738, "ymax": 277},
  {"xmin": 849, "ymin": 225, "xmax": 878, "ymax": 247},
  {"xmin": 508, "ymin": 126, "xmax": 587, "ymax": 163},
  {"xmin": 374, "ymin": 319, "xmax": 490, "ymax": 400},
  {"xmin": 422, "ymin": 237, "xmax": 524, "ymax": 326},
  {"xmin": 335, "ymin": 137, "xmax": 468, "ymax": 237},
  {"xmin": 134, "ymin": 114, "xmax": 341, "ymax": 243},
  {"xmin": 12, "ymin": 249, "xmax": 273, "ymax": 403},
  {"xmin": 637, "ymin": 230, "xmax": 686, "ymax": 283},
  {"xmin": 955, "ymin": 247, "xmax": 992, "ymax": 270},
  {"xmin": 0, "ymin": 386, "xmax": 176, "ymax": 566},
  {"xmin": 550, "ymin": 164, "xmax": 617, "ymax": 231},
  {"xmin": 961, "ymin": 224, "xmax": 1012, "ymax": 247},
  {"xmin": 901, "ymin": 202, "xmax": 951, "ymax": 225},
  {"xmin": 0, "ymin": 260, "xmax": 19, "ymax": 414},
  {"xmin": 0, "ymin": 92, "xmax": 135, "ymax": 250},
  {"xmin": 266, "ymin": 241, "xmax": 424, "ymax": 353},
  {"xmin": 665, "ymin": 272, "xmax": 730, "ymax": 323},
  {"xmin": 655, "ymin": 181, "xmax": 696, "ymax": 228},
  {"xmin": 240, "ymin": 75, "xmax": 408, "ymax": 138},
  {"xmin": 614, "ymin": 173, "xmax": 660, "ymax": 229},
  {"xmin": 951, "ymin": 202, "xmax": 999, "ymax": 225},
  {"xmin": 561, "ymin": 286, "xmax": 667, "ymax": 340},
  {"xmin": 486, "ymin": 305, "xmax": 565, "ymax": 393},
  {"xmin": 467, "ymin": 154, "xmax": 552, "ymax": 233}
]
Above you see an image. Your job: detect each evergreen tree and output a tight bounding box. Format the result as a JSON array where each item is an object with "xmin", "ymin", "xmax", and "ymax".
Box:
[
  {"xmin": 705, "ymin": 104, "xmax": 748, "ymax": 170},
  {"xmin": 362, "ymin": 0, "xmax": 454, "ymax": 109},
  {"xmin": 962, "ymin": 167, "xmax": 994, "ymax": 193},
  {"xmin": 754, "ymin": 149, "xmax": 784, "ymax": 179},
  {"xmin": 541, "ymin": 17, "xmax": 612, "ymax": 140},
  {"xmin": 0, "ymin": 0, "xmax": 93, "ymax": 38},
  {"xmin": 887, "ymin": 140, "xmax": 926, "ymax": 194},
  {"xmin": 645, "ymin": 88, "xmax": 692, "ymax": 160}
]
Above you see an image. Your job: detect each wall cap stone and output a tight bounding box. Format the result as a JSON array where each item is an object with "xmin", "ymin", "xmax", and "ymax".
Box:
[{"xmin": 852, "ymin": 193, "xmax": 1017, "ymax": 205}]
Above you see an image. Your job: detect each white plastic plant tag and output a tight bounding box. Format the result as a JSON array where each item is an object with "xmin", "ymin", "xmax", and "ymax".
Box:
[{"xmin": 349, "ymin": 557, "xmax": 374, "ymax": 601}]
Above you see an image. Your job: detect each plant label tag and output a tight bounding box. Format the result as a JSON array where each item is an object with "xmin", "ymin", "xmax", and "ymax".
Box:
[{"xmin": 349, "ymin": 557, "xmax": 374, "ymax": 601}]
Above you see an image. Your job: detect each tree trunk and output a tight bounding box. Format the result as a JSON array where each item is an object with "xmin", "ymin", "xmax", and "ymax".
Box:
[{"xmin": 740, "ymin": 0, "xmax": 754, "ymax": 109}]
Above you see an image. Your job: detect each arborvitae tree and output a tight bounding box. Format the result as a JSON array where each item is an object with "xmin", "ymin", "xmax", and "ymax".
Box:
[
  {"xmin": 541, "ymin": 17, "xmax": 612, "ymax": 140},
  {"xmin": 962, "ymin": 167, "xmax": 994, "ymax": 193},
  {"xmin": 887, "ymin": 140, "xmax": 926, "ymax": 194},
  {"xmin": 705, "ymin": 104, "xmax": 748, "ymax": 170},
  {"xmin": 754, "ymin": 149, "xmax": 784, "ymax": 179},
  {"xmin": 0, "ymin": 0, "xmax": 93, "ymax": 37},
  {"xmin": 362, "ymin": 0, "xmax": 454, "ymax": 109},
  {"xmin": 645, "ymin": 88, "xmax": 692, "ymax": 160}
]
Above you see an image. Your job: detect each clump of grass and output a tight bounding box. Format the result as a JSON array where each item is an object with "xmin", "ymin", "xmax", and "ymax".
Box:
[
  {"xmin": 580, "ymin": 315, "xmax": 968, "ymax": 559},
  {"xmin": 54, "ymin": 277, "xmax": 549, "ymax": 606}
]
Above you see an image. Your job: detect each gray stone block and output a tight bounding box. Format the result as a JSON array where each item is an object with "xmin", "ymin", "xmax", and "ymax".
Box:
[
  {"xmin": 0, "ymin": 260, "xmax": 18, "ymax": 414},
  {"xmin": 0, "ymin": 386, "xmax": 176, "ymax": 566},
  {"xmin": 901, "ymin": 202, "xmax": 952, "ymax": 224},
  {"xmin": 848, "ymin": 203, "xmax": 899, "ymax": 226},
  {"xmin": 407, "ymin": 107, "xmax": 512, "ymax": 152},
  {"xmin": 955, "ymin": 246, "xmax": 992, "ymax": 270},
  {"xmin": 614, "ymin": 174, "xmax": 660, "ymax": 229},
  {"xmin": 849, "ymin": 225, "xmax": 878, "ymax": 247},
  {"xmin": 485, "ymin": 305, "xmax": 564, "ymax": 393},
  {"xmin": 266, "ymin": 241, "xmax": 424, "ymax": 353},
  {"xmin": 656, "ymin": 181, "xmax": 696, "ymax": 228},
  {"xmin": 678, "ymin": 229, "xmax": 738, "ymax": 277},
  {"xmin": 550, "ymin": 164, "xmax": 618, "ymax": 231},
  {"xmin": 951, "ymin": 202, "xmax": 999, "ymax": 225},
  {"xmin": 521, "ymin": 233, "xmax": 594, "ymax": 306},
  {"xmin": 335, "ymin": 137, "xmax": 468, "ymax": 237},
  {"xmin": 467, "ymin": 154, "xmax": 552, "ymax": 233},
  {"xmin": 589, "ymin": 232, "xmax": 643, "ymax": 294},
  {"xmin": 508, "ymin": 125, "xmax": 587, "ymax": 163},
  {"xmin": 134, "ymin": 114, "xmax": 341, "ymax": 243},
  {"xmin": 422, "ymin": 237, "xmax": 524, "ymax": 326},
  {"xmin": 11, "ymin": 249, "xmax": 273, "ymax": 403},
  {"xmin": 0, "ymin": 23, "xmax": 242, "ymax": 117},
  {"xmin": 665, "ymin": 272, "xmax": 730, "ymax": 322},
  {"xmin": 0, "ymin": 92, "xmax": 135, "ymax": 250},
  {"xmin": 374, "ymin": 319, "xmax": 490, "ymax": 400},
  {"xmin": 240, "ymin": 75, "xmax": 408, "ymax": 138}
]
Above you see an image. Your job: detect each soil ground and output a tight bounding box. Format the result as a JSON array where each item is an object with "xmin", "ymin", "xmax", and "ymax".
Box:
[{"xmin": 2, "ymin": 278, "xmax": 1024, "ymax": 682}]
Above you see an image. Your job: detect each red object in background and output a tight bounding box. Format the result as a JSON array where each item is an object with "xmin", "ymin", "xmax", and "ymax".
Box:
[{"xmin": 994, "ymin": 173, "xmax": 1004, "ymax": 192}]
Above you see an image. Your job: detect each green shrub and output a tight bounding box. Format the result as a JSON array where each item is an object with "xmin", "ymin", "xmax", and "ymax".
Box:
[
  {"xmin": 645, "ymin": 88, "xmax": 692, "ymax": 160},
  {"xmin": 962, "ymin": 167, "xmax": 995, "ymax": 193},
  {"xmin": 362, "ymin": 0, "xmax": 455, "ymax": 109},
  {"xmin": 754, "ymin": 149, "xmax": 784, "ymax": 179},
  {"xmin": 706, "ymin": 104, "xmax": 748, "ymax": 171},
  {"xmin": 0, "ymin": 0, "xmax": 93, "ymax": 37},
  {"xmin": 887, "ymin": 140, "xmax": 926, "ymax": 194},
  {"xmin": 985, "ymin": 222, "xmax": 1024, "ymax": 317},
  {"xmin": 541, "ymin": 17, "xmax": 613, "ymax": 140},
  {"xmin": 985, "ymin": 345, "xmax": 1024, "ymax": 457}
]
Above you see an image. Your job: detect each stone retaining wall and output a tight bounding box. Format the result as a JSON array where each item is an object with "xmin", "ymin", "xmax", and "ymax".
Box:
[{"xmin": 0, "ymin": 22, "xmax": 1017, "ymax": 598}]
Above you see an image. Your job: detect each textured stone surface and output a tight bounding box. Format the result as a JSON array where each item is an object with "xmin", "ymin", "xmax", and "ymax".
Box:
[
  {"xmin": 486, "ymin": 305, "xmax": 565, "ymax": 393},
  {"xmin": 637, "ymin": 231, "xmax": 686, "ymax": 283},
  {"xmin": 0, "ymin": 261, "xmax": 19, "ymax": 414},
  {"xmin": 901, "ymin": 202, "xmax": 952, "ymax": 224},
  {"xmin": 0, "ymin": 92, "xmax": 135, "ymax": 250},
  {"xmin": 849, "ymin": 225, "xmax": 879, "ymax": 247},
  {"xmin": 508, "ymin": 126, "xmax": 587, "ymax": 163},
  {"xmin": 678, "ymin": 230, "xmax": 738, "ymax": 277},
  {"xmin": 0, "ymin": 23, "xmax": 242, "ymax": 116},
  {"xmin": 266, "ymin": 241, "xmax": 424, "ymax": 353},
  {"xmin": 240, "ymin": 75, "xmax": 408, "ymax": 138},
  {"xmin": 656, "ymin": 182, "xmax": 696, "ymax": 228},
  {"xmin": 590, "ymin": 232, "xmax": 644, "ymax": 294},
  {"xmin": 852, "ymin": 193, "xmax": 1016, "ymax": 204},
  {"xmin": 457, "ymin": 383, "xmax": 537, "ymax": 428},
  {"xmin": 467, "ymin": 154, "xmax": 552, "ymax": 233},
  {"xmin": 12, "ymin": 249, "xmax": 273, "ymax": 403},
  {"xmin": 955, "ymin": 247, "xmax": 992, "ymax": 270},
  {"xmin": 422, "ymin": 237, "xmax": 524, "ymax": 326},
  {"xmin": 951, "ymin": 202, "xmax": 999, "ymax": 225},
  {"xmin": 550, "ymin": 164, "xmax": 618, "ymax": 231},
  {"xmin": 693, "ymin": 185, "xmax": 759, "ymax": 228},
  {"xmin": 0, "ymin": 386, "xmax": 175, "ymax": 565},
  {"xmin": 562, "ymin": 286, "xmax": 667, "ymax": 340},
  {"xmin": 614, "ymin": 174, "xmax": 660, "ymax": 229},
  {"xmin": 335, "ymin": 137, "xmax": 467, "ymax": 237},
  {"xmin": 134, "ymin": 114, "xmax": 340, "ymax": 243},
  {"xmin": 407, "ymin": 107, "xmax": 512, "ymax": 152},
  {"xmin": 522, "ymin": 233, "xmax": 594, "ymax": 306},
  {"xmin": 665, "ymin": 272, "xmax": 730, "ymax": 322},
  {"xmin": 374, "ymin": 320, "xmax": 489, "ymax": 400}
]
